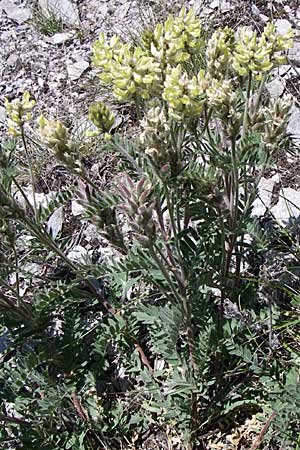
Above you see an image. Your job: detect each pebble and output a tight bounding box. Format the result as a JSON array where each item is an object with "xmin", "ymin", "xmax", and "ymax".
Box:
[{"xmin": 67, "ymin": 59, "xmax": 89, "ymax": 80}]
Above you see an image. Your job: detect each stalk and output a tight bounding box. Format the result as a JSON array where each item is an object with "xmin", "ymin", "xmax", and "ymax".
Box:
[
  {"xmin": 242, "ymin": 72, "xmax": 252, "ymax": 136},
  {"xmin": 21, "ymin": 127, "xmax": 38, "ymax": 221}
]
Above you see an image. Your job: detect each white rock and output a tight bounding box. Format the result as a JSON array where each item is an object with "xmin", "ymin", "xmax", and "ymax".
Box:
[
  {"xmin": 67, "ymin": 245, "xmax": 89, "ymax": 263},
  {"xmin": 71, "ymin": 116, "xmax": 97, "ymax": 140},
  {"xmin": 252, "ymin": 178, "xmax": 275, "ymax": 217},
  {"xmin": 15, "ymin": 189, "xmax": 56, "ymax": 210},
  {"xmin": 209, "ymin": 0, "xmax": 232, "ymax": 11},
  {"xmin": 259, "ymin": 14, "xmax": 269, "ymax": 23},
  {"xmin": 0, "ymin": 0, "xmax": 31, "ymax": 24},
  {"xmin": 0, "ymin": 106, "xmax": 6, "ymax": 123},
  {"xmin": 266, "ymin": 78, "xmax": 285, "ymax": 98},
  {"xmin": 270, "ymin": 188, "xmax": 300, "ymax": 226},
  {"xmin": 287, "ymin": 107, "xmax": 300, "ymax": 143},
  {"xmin": 288, "ymin": 41, "xmax": 300, "ymax": 65},
  {"xmin": 271, "ymin": 173, "xmax": 281, "ymax": 183},
  {"xmin": 49, "ymin": 31, "xmax": 75, "ymax": 45},
  {"xmin": 273, "ymin": 64, "xmax": 298, "ymax": 79},
  {"xmin": 97, "ymin": 2, "xmax": 108, "ymax": 16},
  {"xmin": 47, "ymin": 206, "xmax": 64, "ymax": 239},
  {"xmin": 84, "ymin": 223, "xmax": 99, "ymax": 242},
  {"xmin": 71, "ymin": 200, "xmax": 85, "ymax": 216},
  {"xmin": 38, "ymin": 0, "xmax": 80, "ymax": 26},
  {"xmin": 251, "ymin": 4, "xmax": 260, "ymax": 15},
  {"xmin": 6, "ymin": 53, "xmax": 21, "ymax": 68},
  {"xmin": 23, "ymin": 262, "xmax": 41, "ymax": 275},
  {"xmin": 275, "ymin": 19, "xmax": 292, "ymax": 35},
  {"xmin": 67, "ymin": 59, "xmax": 89, "ymax": 80}
]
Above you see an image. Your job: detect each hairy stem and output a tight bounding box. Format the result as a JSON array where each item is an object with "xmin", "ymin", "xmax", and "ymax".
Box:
[{"xmin": 21, "ymin": 127, "xmax": 38, "ymax": 221}]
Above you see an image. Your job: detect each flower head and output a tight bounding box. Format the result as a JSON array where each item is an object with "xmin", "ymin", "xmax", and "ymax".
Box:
[
  {"xmin": 88, "ymin": 102, "xmax": 115, "ymax": 139},
  {"xmin": 37, "ymin": 115, "xmax": 84, "ymax": 174},
  {"xmin": 93, "ymin": 34, "xmax": 161, "ymax": 102},
  {"xmin": 4, "ymin": 91, "xmax": 35, "ymax": 136},
  {"xmin": 163, "ymin": 66, "xmax": 207, "ymax": 120},
  {"xmin": 206, "ymin": 27, "xmax": 234, "ymax": 79}
]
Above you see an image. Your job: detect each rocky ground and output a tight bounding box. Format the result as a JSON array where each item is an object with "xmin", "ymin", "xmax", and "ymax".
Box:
[
  {"xmin": 1, "ymin": 2, "xmax": 300, "ymax": 449},
  {"xmin": 0, "ymin": 0, "xmax": 300, "ymax": 252}
]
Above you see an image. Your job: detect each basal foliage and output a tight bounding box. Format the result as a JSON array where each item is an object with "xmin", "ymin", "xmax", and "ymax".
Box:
[{"xmin": 1, "ymin": 7, "xmax": 300, "ymax": 450}]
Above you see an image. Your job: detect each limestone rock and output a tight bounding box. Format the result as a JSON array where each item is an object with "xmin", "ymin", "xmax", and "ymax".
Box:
[
  {"xmin": 273, "ymin": 64, "xmax": 298, "ymax": 79},
  {"xmin": 288, "ymin": 42, "xmax": 300, "ymax": 65},
  {"xmin": 287, "ymin": 107, "xmax": 300, "ymax": 144},
  {"xmin": 67, "ymin": 59, "xmax": 89, "ymax": 80},
  {"xmin": 270, "ymin": 188, "xmax": 300, "ymax": 226},
  {"xmin": 275, "ymin": 19, "xmax": 292, "ymax": 35},
  {"xmin": 67, "ymin": 245, "xmax": 89, "ymax": 263},
  {"xmin": 266, "ymin": 78, "xmax": 285, "ymax": 98},
  {"xmin": 38, "ymin": 0, "xmax": 80, "ymax": 26},
  {"xmin": 0, "ymin": 0, "xmax": 31, "ymax": 24},
  {"xmin": 49, "ymin": 31, "xmax": 75, "ymax": 45},
  {"xmin": 47, "ymin": 206, "xmax": 64, "ymax": 239},
  {"xmin": 209, "ymin": 0, "xmax": 232, "ymax": 12},
  {"xmin": 71, "ymin": 200, "xmax": 85, "ymax": 216},
  {"xmin": 252, "ymin": 178, "xmax": 275, "ymax": 217}
]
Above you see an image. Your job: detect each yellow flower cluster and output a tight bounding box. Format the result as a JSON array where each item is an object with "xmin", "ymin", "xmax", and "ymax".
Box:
[
  {"xmin": 88, "ymin": 102, "xmax": 115, "ymax": 140},
  {"xmin": 93, "ymin": 34, "xmax": 161, "ymax": 101},
  {"xmin": 232, "ymin": 24, "xmax": 293, "ymax": 79},
  {"xmin": 206, "ymin": 27, "xmax": 234, "ymax": 79},
  {"xmin": 4, "ymin": 91, "xmax": 35, "ymax": 136},
  {"xmin": 37, "ymin": 115, "xmax": 83, "ymax": 173},
  {"xmin": 163, "ymin": 66, "xmax": 208, "ymax": 120},
  {"xmin": 150, "ymin": 7, "xmax": 203, "ymax": 65},
  {"xmin": 37, "ymin": 115, "xmax": 69, "ymax": 150},
  {"xmin": 91, "ymin": 7, "xmax": 293, "ymax": 128},
  {"xmin": 140, "ymin": 106, "xmax": 170, "ymax": 165}
]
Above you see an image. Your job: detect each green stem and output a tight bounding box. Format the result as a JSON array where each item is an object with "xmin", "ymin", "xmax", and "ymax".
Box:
[
  {"xmin": 149, "ymin": 245, "xmax": 182, "ymax": 304},
  {"xmin": 242, "ymin": 72, "xmax": 252, "ymax": 136},
  {"xmin": 134, "ymin": 95, "xmax": 142, "ymax": 121},
  {"xmin": 0, "ymin": 277, "xmax": 32, "ymax": 320},
  {"xmin": 12, "ymin": 176, "xmax": 35, "ymax": 216},
  {"xmin": 113, "ymin": 141, "xmax": 143, "ymax": 176},
  {"xmin": 12, "ymin": 245, "xmax": 20, "ymax": 296},
  {"xmin": 21, "ymin": 127, "xmax": 38, "ymax": 221},
  {"xmin": 254, "ymin": 73, "xmax": 268, "ymax": 114}
]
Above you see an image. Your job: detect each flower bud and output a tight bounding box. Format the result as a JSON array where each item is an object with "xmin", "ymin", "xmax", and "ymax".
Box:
[{"xmin": 4, "ymin": 91, "xmax": 35, "ymax": 136}]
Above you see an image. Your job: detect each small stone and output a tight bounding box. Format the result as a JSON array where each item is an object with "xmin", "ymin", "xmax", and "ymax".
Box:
[
  {"xmin": 251, "ymin": 4, "xmax": 260, "ymax": 15},
  {"xmin": 67, "ymin": 245, "xmax": 89, "ymax": 263},
  {"xmin": 37, "ymin": 77, "xmax": 45, "ymax": 88},
  {"xmin": 97, "ymin": 3, "xmax": 108, "ymax": 16},
  {"xmin": 6, "ymin": 53, "xmax": 21, "ymax": 69},
  {"xmin": 270, "ymin": 188, "xmax": 300, "ymax": 226},
  {"xmin": 209, "ymin": 0, "xmax": 232, "ymax": 11},
  {"xmin": 0, "ymin": 106, "xmax": 6, "ymax": 123},
  {"xmin": 47, "ymin": 206, "xmax": 64, "ymax": 239},
  {"xmin": 288, "ymin": 42, "xmax": 300, "ymax": 65},
  {"xmin": 273, "ymin": 64, "xmax": 298, "ymax": 79},
  {"xmin": 71, "ymin": 116, "xmax": 97, "ymax": 140},
  {"xmin": 287, "ymin": 107, "xmax": 300, "ymax": 143},
  {"xmin": 38, "ymin": 0, "xmax": 80, "ymax": 26},
  {"xmin": 275, "ymin": 19, "xmax": 292, "ymax": 35},
  {"xmin": 67, "ymin": 59, "xmax": 89, "ymax": 80},
  {"xmin": 84, "ymin": 224, "xmax": 99, "ymax": 242},
  {"xmin": 71, "ymin": 200, "xmax": 85, "ymax": 216},
  {"xmin": 259, "ymin": 14, "xmax": 269, "ymax": 23},
  {"xmin": 252, "ymin": 178, "xmax": 275, "ymax": 217},
  {"xmin": 15, "ymin": 189, "xmax": 56, "ymax": 210},
  {"xmin": 49, "ymin": 31, "xmax": 75, "ymax": 45},
  {"xmin": 0, "ymin": 1, "xmax": 31, "ymax": 24},
  {"xmin": 266, "ymin": 78, "xmax": 285, "ymax": 98}
]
